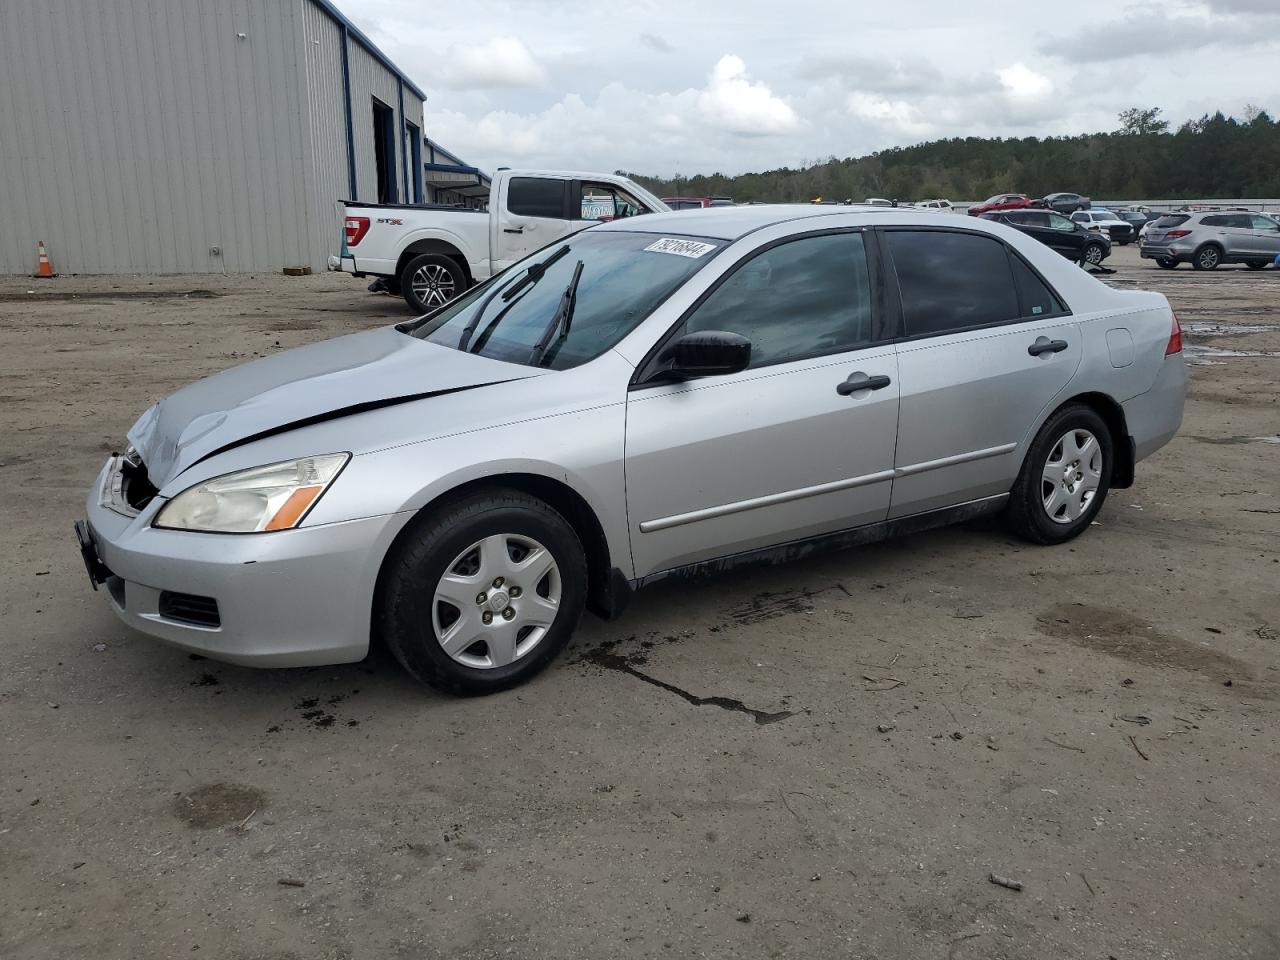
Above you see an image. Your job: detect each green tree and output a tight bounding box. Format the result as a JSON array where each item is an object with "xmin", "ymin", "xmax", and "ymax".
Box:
[{"xmin": 1118, "ymin": 107, "xmax": 1169, "ymax": 136}]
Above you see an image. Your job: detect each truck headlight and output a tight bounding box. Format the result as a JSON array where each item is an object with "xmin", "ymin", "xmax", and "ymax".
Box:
[{"xmin": 154, "ymin": 454, "xmax": 349, "ymax": 533}]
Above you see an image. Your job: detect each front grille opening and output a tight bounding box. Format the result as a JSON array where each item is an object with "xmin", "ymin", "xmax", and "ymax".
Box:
[
  {"xmin": 158, "ymin": 591, "xmax": 221, "ymax": 628},
  {"xmin": 122, "ymin": 458, "xmax": 158, "ymax": 512}
]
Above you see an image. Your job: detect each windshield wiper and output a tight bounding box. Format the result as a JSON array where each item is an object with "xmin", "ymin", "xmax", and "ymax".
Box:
[
  {"xmin": 457, "ymin": 245, "xmax": 571, "ymax": 353},
  {"xmin": 528, "ymin": 260, "xmax": 584, "ymax": 368}
]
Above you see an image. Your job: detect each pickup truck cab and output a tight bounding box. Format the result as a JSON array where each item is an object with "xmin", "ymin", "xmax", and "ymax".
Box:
[{"xmin": 331, "ymin": 169, "xmax": 668, "ymax": 312}]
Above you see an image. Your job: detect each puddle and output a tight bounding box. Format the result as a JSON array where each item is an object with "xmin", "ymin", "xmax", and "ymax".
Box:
[
  {"xmin": 174, "ymin": 783, "xmax": 265, "ymax": 828},
  {"xmin": 1182, "ymin": 322, "xmax": 1271, "ymax": 337},
  {"xmin": 1184, "ymin": 345, "xmax": 1280, "ymax": 366}
]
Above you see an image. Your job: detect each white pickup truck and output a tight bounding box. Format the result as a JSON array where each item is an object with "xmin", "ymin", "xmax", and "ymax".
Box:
[{"xmin": 329, "ymin": 169, "xmax": 669, "ymax": 313}]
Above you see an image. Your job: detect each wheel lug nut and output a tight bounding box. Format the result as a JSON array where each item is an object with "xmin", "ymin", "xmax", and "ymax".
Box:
[
  {"xmin": 476, "ymin": 593, "xmax": 487, "ymax": 605},
  {"xmin": 502, "ymin": 608, "xmax": 516, "ymax": 620},
  {"xmin": 509, "ymin": 586, "xmax": 522, "ymax": 598},
  {"xmin": 493, "ymin": 577, "xmax": 504, "ymax": 588},
  {"xmin": 482, "ymin": 611, "xmax": 493, "ymax": 624}
]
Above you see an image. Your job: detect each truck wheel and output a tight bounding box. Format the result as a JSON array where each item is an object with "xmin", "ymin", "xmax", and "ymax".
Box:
[
  {"xmin": 377, "ymin": 488, "xmax": 588, "ymax": 696},
  {"xmin": 400, "ymin": 254, "xmax": 465, "ymax": 314}
]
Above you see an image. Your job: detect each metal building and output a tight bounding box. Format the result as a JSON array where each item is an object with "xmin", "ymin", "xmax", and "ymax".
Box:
[{"xmin": 0, "ymin": 0, "xmax": 427, "ymax": 274}]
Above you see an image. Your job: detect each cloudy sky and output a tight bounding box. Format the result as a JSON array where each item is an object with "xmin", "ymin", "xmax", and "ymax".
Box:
[{"xmin": 346, "ymin": 0, "xmax": 1280, "ymax": 177}]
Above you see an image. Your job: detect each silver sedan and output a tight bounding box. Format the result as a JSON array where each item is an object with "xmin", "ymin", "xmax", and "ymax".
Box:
[{"xmin": 77, "ymin": 206, "xmax": 1186, "ymax": 694}]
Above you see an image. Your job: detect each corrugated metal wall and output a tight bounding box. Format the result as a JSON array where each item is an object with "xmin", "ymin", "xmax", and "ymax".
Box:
[{"xmin": 0, "ymin": 0, "xmax": 427, "ymax": 275}]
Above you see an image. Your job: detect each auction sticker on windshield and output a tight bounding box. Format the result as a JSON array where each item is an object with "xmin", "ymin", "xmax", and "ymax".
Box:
[{"xmin": 644, "ymin": 238, "xmax": 717, "ymax": 258}]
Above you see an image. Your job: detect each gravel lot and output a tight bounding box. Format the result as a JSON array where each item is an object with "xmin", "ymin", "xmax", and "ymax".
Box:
[{"xmin": 2, "ymin": 246, "xmax": 1277, "ymax": 959}]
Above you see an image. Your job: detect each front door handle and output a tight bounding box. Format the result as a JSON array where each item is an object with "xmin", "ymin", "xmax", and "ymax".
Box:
[
  {"xmin": 503, "ymin": 227, "xmax": 524, "ymax": 234},
  {"xmin": 836, "ymin": 372, "xmax": 892, "ymax": 396},
  {"xmin": 1028, "ymin": 337, "xmax": 1068, "ymax": 356}
]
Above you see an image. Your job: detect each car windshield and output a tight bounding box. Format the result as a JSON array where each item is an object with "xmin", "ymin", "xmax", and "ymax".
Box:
[{"xmin": 401, "ymin": 231, "xmax": 723, "ymax": 370}]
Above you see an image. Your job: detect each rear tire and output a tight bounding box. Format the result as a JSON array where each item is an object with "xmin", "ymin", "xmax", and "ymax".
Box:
[
  {"xmin": 377, "ymin": 489, "xmax": 588, "ymax": 696},
  {"xmin": 1192, "ymin": 245, "xmax": 1222, "ymax": 271},
  {"xmin": 1007, "ymin": 404, "xmax": 1112, "ymax": 545},
  {"xmin": 1156, "ymin": 257, "xmax": 1178, "ymax": 269},
  {"xmin": 399, "ymin": 253, "xmax": 466, "ymax": 314},
  {"xmin": 1082, "ymin": 242, "xmax": 1106, "ymax": 267}
]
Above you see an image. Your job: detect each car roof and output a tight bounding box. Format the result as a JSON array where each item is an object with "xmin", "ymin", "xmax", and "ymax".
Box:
[{"xmin": 593, "ymin": 204, "xmax": 947, "ymax": 240}]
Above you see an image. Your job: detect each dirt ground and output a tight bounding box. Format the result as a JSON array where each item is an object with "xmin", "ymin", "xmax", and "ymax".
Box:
[{"xmin": 1, "ymin": 246, "xmax": 1277, "ymax": 960}]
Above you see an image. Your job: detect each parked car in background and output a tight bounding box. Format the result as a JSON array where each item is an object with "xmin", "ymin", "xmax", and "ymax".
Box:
[
  {"xmin": 332, "ymin": 169, "xmax": 669, "ymax": 313},
  {"xmin": 1116, "ymin": 209, "xmax": 1150, "ymax": 237},
  {"xmin": 968, "ymin": 194, "xmax": 1037, "ymax": 217},
  {"xmin": 1071, "ymin": 209, "xmax": 1135, "ymax": 244},
  {"xmin": 662, "ymin": 196, "xmax": 735, "ymax": 210},
  {"xmin": 915, "ymin": 199, "xmax": 955, "ymax": 213},
  {"xmin": 864, "ymin": 198, "xmax": 893, "ymax": 206},
  {"xmin": 981, "ymin": 209, "xmax": 1111, "ymax": 266},
  {"xmin": 1042, "ymin": 192, "xmax": 1091, "ymax": 215},
  {"xmin": 1141, "ymin": 211, "xmax": 1280, "ymax": 269},
  {"xmin": 79, "ymin": 205, "xmax": 1185, "ymax": 694}
]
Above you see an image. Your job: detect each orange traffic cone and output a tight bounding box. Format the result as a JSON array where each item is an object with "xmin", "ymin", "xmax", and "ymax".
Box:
[{"xmin": 34, "ymin": 240, "xmax": 56, "ymax": 278}]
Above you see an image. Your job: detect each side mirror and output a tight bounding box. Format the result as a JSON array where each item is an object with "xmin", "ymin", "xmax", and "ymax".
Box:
[{"xmin": 657, "ymin": 331, "xmax": 751, "ymax": 380}]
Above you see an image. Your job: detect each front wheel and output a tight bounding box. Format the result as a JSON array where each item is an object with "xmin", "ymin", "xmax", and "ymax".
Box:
[
  {"xmin": 399, "ymin": 254, "xmax": 466, "ymax": 314},
  {"xmin": 1246, "ymin": 260, "xmax": 1268, "ymax": 270},
  {"xmin": 378, "ymin": 489, "xmax": 588, "ymax": 695},
  {"xmin": 1007, "ymin": 405, "xmax": 1112, "ymax": 545}
]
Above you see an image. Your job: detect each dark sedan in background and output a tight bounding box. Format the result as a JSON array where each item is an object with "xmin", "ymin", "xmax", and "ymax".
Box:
[
  {"xmin": 980, "ymin": 208, "xmax": 1111, "ymax": 266},
  {"xmin": 1042, "ymin": 192, "xmax": 1091, "ymax": 214}
]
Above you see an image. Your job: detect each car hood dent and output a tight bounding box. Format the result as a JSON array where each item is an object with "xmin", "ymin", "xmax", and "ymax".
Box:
[{"xmin": 128, "ymin": 327, "xmax": 542, "ymax": 488}]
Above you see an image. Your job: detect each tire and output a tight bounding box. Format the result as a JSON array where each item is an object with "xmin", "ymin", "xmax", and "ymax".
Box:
[
  {"xmin": 1007, "ymin": 404, "xmax": 1112, "ymax": 545},
  {"xmin": 1082, "ymin": 242, "xmax": 1106, "ymax": 267},
  {"xmin": 377, "ymin": 489, "xmax": 588, "ymax": 695},
  {"xmin": 1246, "ymin": 260, "xmax": 1268, "ymax": 270},
  {"xmin": 399, "ymin": 253, "xmax": 466, "ymax": 314},
  {"xmin": 1192, "ymin": 244, "xmax": 1222, "ymax": 271},
  {"xmin": 1156, "ymin": 257, "xmax": 1178, "ymax": 269}
]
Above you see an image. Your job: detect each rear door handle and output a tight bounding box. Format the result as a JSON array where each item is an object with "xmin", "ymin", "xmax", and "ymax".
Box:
[
  {"xmin": 836, "ymin": 372, "xmax": 892, "ymax": 396},
  {"xmin": 1028, "ymin": 337, "xmax": 1068, "ymax": 356},
  {"xmin": 503, "ymin": 227, "xmax": 523, "ymax": 234}
]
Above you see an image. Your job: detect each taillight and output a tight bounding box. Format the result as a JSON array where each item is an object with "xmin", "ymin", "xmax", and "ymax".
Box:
[
  {"xmin": 1166, "ymin": 312, "xmax": 1183, "ymax": 355},
  {"xmin": 344, "ymin": 216, "xmax": 370, "ymax": 247},
  {"xmin": 1165, "ymin": 229, "xmax": 1191, "ymax": 239}
]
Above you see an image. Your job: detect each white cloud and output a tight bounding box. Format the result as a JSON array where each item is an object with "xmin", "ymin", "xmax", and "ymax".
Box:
[
  {"xmin": 998, "ymin": 62, "xmax": 1053, "ymax": 100},
  {"xmin": 435, "ymin": 36, "xmax": 547, "ymax": 89},
  {"xmin": 846, "ymin": 93, "xmax": 931, "ymax": 138},
  {"xmin": 696, "ymin": 55, "xmax": 800, "ymax": 135}
]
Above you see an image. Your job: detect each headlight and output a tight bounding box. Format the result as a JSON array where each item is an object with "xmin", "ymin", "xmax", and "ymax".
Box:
[{"xmin": 154, "ymin": 454, "xmax": 349, "ymax": 533}]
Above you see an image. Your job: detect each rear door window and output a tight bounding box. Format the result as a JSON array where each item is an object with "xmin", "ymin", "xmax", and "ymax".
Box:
[
  {"xmin": 507, "ymin": 178, "xmax": 567, "ymax": 219},
  {"xmin": 885, "ymin": 230, "xmax": 1020, "ymax": 337}
]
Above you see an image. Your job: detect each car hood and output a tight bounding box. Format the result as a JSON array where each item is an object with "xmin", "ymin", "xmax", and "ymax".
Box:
[{"xmin": 127, "ymin": 327, "xmax": 541, "ymax": 488}]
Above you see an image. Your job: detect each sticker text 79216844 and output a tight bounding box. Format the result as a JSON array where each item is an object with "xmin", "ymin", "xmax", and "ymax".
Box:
[{"xmin": 643, "ymin": 238, "xmax": 718, "ymax": 259}]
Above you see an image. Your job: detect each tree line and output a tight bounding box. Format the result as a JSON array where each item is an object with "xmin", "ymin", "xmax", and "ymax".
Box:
[{"xmin": 624, "ymin": 108, "xmax": 1280, "ymax": 203}]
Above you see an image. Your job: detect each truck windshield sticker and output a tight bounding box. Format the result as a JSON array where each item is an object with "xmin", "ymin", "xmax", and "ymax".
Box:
[{"xmin": 644, "ymin": 238, "xmax": 717, "ymax": 259}]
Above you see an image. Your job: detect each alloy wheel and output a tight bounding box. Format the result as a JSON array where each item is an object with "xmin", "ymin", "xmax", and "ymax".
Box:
[
  {"xmin": 1085, "ymin": 244, "xmax": 1104, "ymax": 265},
  {"xmin": 1041, "ymin": 428, "xmax": 1102, "ymax": 524},
  {"xmin": 1197, "ymin": 247, "xmax": 1220, "ymax": 270},
  {"xmin": 410, "ymin": 263, "xmax": 457, "ymax": 307},
  {"xmin": 431, "ymin": 534, "xmax": 562, "ymax": 669}
]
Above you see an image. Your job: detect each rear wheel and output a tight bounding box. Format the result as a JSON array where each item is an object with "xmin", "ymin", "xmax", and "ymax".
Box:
[
  {"xmin": 399, "ymin": 253, "xmax": 466, "ymax": 314},
  {"xmin": 1007, "ymin": 405, "xmax": 1112, "ymax": 545},
  {"xmin": 1082, "ymin": 242, "xmax": 1106, "ymax": 266},
  {"xmin": 1192, "ymin": 245, "xmax": 1222, "ymax": 271},
  {"xmin": 378, "ymin": 489, "xmax": 587, "ymax": 695},
  {"xmin": 1156, "ymin": 257, "xmax": 1178, "ymax": 269}
]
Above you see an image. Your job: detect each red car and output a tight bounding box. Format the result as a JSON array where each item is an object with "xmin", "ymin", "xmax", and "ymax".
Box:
[{"xmin": 967, "ymin": 193, "xmax": 1039, "ymax": 217}]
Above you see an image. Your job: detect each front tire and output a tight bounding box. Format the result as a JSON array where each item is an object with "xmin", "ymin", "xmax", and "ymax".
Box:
[
  {"xmin": 399, "ymin": 253, "xmax": 466, "ymax": 314},
  {"xmin": 378, "ymin": 489, "xmax": 588, "ymax": 695},
  {"xmin": 1007, "ymin": 405, "xmax": 1112, "ymax": 545},
  {"xmin": 1246, "ymin": 260, "xmax": 1268, "ymax": 270},
  {"xmin": 1192, "ymin": 245, "xmax": 1222, "ymax": 271}
]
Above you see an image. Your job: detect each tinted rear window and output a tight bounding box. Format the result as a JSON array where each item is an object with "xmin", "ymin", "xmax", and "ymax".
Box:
[
  {"xmin": 886, "ymin": 230, "xmax": 1020, "ymax": 337},
  {"xmin": 507, "ymin": 178, "xmax": 566, "ymax": 218},
  {"xmin": 1154, "ymin": 215, "xmax": 1190, "ymax": 228}
]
